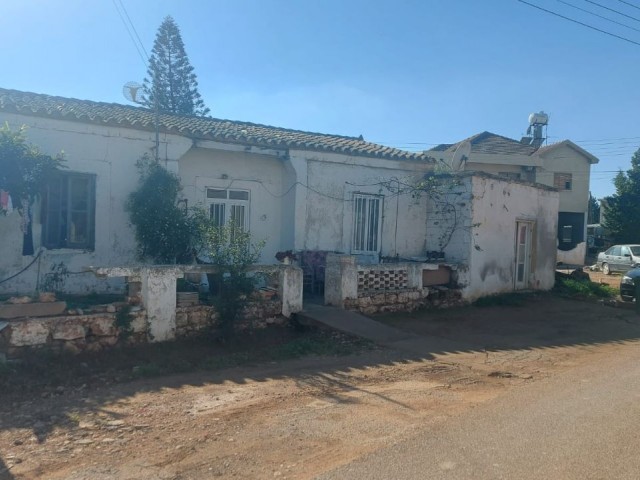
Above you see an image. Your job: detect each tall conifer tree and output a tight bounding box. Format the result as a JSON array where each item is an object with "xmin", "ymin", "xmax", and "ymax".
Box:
[{"xmin": 142, "ymin": 16, "xmax": 209, "ymax": 116}]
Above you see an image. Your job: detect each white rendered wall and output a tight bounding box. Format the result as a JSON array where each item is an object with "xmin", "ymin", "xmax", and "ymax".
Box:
[
  {"xmin": 462, "ymin": 176, "xmax": 559, "ymax": 300},
  {"xmin": 178, "ymin": 147, "xmax": 286, "ymax": 264},
  {"xmin": 288, "ymin": 150, "xmax": 432, "ymax": 258},
  {"xmin": 0, "ymin": 112, "xmax": 192, "ymax": 294}
]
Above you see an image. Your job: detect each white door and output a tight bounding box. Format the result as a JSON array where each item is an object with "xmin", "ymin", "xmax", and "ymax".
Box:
[{"xmin": 515, "ymin": 222, "xmax": 533, "ymax": 290}]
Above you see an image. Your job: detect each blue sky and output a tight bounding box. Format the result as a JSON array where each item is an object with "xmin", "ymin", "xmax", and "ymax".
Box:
[{"xmin": 3, "ymin": 0, "xmax": 639, "ymax": 198}]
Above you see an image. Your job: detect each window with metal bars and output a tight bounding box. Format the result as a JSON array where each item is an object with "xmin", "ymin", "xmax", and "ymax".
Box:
[{"xmin": 352, "ymin": 194, "xmax": 382, "ymax": 253}]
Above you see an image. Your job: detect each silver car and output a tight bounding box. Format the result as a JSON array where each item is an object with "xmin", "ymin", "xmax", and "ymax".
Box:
[{"xmin": 597, "ymin": 244, "xmax": 640, "ymax": 275}]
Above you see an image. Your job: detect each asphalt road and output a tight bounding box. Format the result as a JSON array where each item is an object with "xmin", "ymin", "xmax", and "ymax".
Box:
[{"xmin": 318, "ymin": 342, "xmax": 640, "ymax": 480}]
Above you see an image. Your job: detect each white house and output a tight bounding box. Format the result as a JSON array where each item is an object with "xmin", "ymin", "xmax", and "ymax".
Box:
[
  {"xmin": 0, "ymin": 88, "xmax": 560, "ymax": 302},
  {"xmin": 0, "ymin": 87, "xmax": 434, "ymax": 295},
  {"xmin": 429, "ymin": 130, "xmax": 598, "ymax": 265},
  {"xmin": 425, "ymin": 172, "xmax": 559, "ymax": 300}
]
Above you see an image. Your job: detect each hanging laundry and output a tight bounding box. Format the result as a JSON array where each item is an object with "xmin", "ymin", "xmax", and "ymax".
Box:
[
  {"xmin": 0, "ymin": 190, "xmax": 13, "ymax": 214},
  {"xmin": 20, "ymin": 198, "xmax": 34, "ymax": 256}
]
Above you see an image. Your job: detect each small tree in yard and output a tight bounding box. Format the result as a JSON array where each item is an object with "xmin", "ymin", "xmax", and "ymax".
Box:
[
  {"xmin": 0, "ymin": 123, "xmax": 63, "ymax": 211},
  {"xmin": 197, "ymin": 219, "xmax": 264, "ymax": 338},
  {"xmin": 126, "ymin": 155, "xmax": 198, "ymax": 264}
]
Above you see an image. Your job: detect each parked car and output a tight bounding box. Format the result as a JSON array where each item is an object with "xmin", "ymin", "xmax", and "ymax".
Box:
[
  {"xmin": 620, "ymin": 267, "xmax": 640, "ymax": 301},
  {"xmin": 597, "ymin": 244, "xmax": 640, "ymax": 275}
]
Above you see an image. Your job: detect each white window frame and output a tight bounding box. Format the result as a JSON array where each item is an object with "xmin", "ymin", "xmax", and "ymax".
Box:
[
  {"xmin": 205, "ymin": 188, "xmax": 250, "ymax": 231},
  {"xmin": 352, "ymin": 193, "xmax": 383, "ymax": 254}
]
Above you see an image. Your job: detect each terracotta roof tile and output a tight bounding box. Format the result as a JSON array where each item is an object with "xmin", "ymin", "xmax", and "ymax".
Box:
[
  {"xmin": 429, "ymin": 131, "xmax": 537, "ymax": 156},
  {"xmin": 0, "ymin": 88, "xmax": 432, "ymax": 162}
]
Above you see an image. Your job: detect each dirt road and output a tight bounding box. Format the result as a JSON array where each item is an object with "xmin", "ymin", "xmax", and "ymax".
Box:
[{"xmin": 2, "ymin": 295, "xmax": 639, "ymax": 479}]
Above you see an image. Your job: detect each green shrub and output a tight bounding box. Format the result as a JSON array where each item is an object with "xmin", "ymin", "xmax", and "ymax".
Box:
[
  {"xmin": 554, "ymin": 277, "xmax": 616, "ymax": 299},
  {"xmin": 126, "ymin": 155, "xmax": 201, "ymax": 264}
]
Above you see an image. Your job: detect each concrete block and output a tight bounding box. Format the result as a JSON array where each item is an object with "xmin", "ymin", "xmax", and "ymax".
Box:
[{"xmin": 0, "ymin": 302, "xmax": 67, "ymax": 319}]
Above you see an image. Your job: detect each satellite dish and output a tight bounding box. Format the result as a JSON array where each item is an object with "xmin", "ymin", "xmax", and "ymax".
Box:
[
  {"xmin": 450, "ymin": 141, "xmax": 471, "ymax": 171},
  {"xmin": 122, "ymin": 81, "xmax": 143, "ymax": 104}
]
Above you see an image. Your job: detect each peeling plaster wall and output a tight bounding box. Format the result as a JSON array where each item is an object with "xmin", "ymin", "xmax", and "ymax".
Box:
[
  {"xmin": 461, "ymin": 175, "xmax": 559, "ymax": 300},
  {"xmin": 288, "ymin": 151, "xmax": 432, "ymax": 258},
  {"xmin": 178, "ymin": 147, "xmax": 285, "ymax": 264},
  {"xmin": 424, "ymin": 178, "xmax": 474, "ymax": 263},
  {"xmin": 0, "ymin": 112, "xmax": 191, "ymax": 295}
]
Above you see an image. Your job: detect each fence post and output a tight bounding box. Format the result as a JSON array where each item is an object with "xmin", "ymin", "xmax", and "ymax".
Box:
[
  {"xmin": 324, "ymin": 254, "xmax": 358, "ymax": 308},
  {"xmin": 140, "ymin": 267, "xmax": 183, "ymax": 342},
  {"xmin": 279, "ymin": 265, "xmax": 303, "ymax": 317}
]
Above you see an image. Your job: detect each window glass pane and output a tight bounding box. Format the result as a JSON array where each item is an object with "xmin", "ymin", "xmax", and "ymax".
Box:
[
  {"xmin": 70, "ymin": 177, "xmax": 89, "ymax": 210},
  {"xmin": 612, "ymin": 246, "xmax": 621, "ymax": 256},
  {"xmin": 70, "ymin": 211, "xmax": 88, "ymax": 244},
  {"xmin": 562, "ymin": 226, "xmax": 572, "ymax": 243},
  {"xmin": 210, "ymin": 203, "xmax": 225, "ymax": 226},
  {"xmin": 353, "ymin": 197, "xmax": 365, "ymax": 251},
  {"xmin": 43, "ymin": 173, "xmax": 94, "ymax": 249},
  {"xmin": 230, "ymin": 205, "xmax": 245, "ymax": 230},
  {"xmin": 368, "ymin": 198, "xmax": 379, "ymax": 251},
  {"xmin": 229, "ymin": 190, "xmax": 249, "ymax": 200},
  {"xmin": 630, "ymin": 246, "xmax": 640, "ymax": 256},
  {"xmin": 207, "ymin": 189, "xmax": 227, "ymax": 199}
]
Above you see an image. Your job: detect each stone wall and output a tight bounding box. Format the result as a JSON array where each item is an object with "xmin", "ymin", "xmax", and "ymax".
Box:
[
  {"xmin": 1, "ymin": 299, "xmax": 285, "ymax": 359},
  {"xmin": 344, "ymin": 286, "xmax": 464, "ymax": 315}
]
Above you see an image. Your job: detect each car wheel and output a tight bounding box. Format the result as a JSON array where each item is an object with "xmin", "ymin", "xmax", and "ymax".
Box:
[{"xmin": 602, "ymin": 263, "xmax": 611, "ymax": 275}]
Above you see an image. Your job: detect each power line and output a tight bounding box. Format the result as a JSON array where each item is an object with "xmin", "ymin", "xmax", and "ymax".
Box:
[
  {"xmin": 117, "ymin": 0, "xmax": 149, "ymax": 59},
  {"xmin": 583, "ymin": 0, "xmax": 640, "ymax": 23},
  {"xmin": 516, "ymin": 0, "xmax": 640, "ymax": 46},
  {"xmin": 111, "ymin": 0, "xmax": 147, "ymax": 67},
  {"xmin": 617, "ymin": 0, "xmax": 640, "ymax": 12},
  {"xmin": 556, "ymin": 0, "xmax": 640, "ymax": 32}
]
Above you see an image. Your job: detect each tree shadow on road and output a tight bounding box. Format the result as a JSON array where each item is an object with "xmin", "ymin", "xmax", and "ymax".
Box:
[{"xmin": 1, "ymin": 293, "xmax": 639, "ymax": 472}]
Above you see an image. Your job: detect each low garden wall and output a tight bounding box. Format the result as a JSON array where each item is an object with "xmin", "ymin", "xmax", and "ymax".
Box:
[
  {"xmin": 1, "ymin": 298, "xmax": 285, "ymax": 359},
  {"xmin": 344, "ymin": 286, "xmax": 464, "ymax": 315},
  {"xmin": 325, "ymin": 253, "xmax": 465, "ymax": 313}
]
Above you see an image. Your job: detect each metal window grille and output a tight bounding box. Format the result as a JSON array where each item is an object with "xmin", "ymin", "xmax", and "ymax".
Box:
[{"xmin": 353, "ymin": 194, "xmax": 381, "ymax": 253}]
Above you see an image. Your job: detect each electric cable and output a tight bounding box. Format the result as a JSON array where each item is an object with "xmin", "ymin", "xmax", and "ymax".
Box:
[
  {"xmin": 556, "ymin": 0, "xmax": 640, "ymax": 32},
  {"xmin": 517, "ymin": 0, "xmax": 640, "ymax": 47},
  {"xmin": 584, "ymin": 0, "xmax": 640, "ymax": 23}
]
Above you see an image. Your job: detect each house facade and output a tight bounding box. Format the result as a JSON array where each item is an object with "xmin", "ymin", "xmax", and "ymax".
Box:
[
  {"xmin": 0, "ymin": 88, "xmax": 562, "ymax": 302},
  {"xmin": 0, "ymin": 88, "xmax": 433, "ymax": 295},
  {"xmin": 425, "ymin": 172, "xmax": 558, "ymax": 300},
  {"xmin": 429, "ymin": 131, "xmax": 598, "ymax": 265}
]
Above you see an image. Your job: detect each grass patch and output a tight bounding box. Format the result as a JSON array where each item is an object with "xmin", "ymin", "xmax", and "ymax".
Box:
[
  {"xmin": 474, "ymin": 292, "xmax": 527, "ymax": 307},
  {"xmin": 1, "ymin": 328, "xmax": 372, "ymax": 391},
  {"xmin": 554, "ymin": 277, "xmax": 616, "ymax": 299},
  {"xmin": 270, "ymin": 334, "xmax": 371, "ymax": 360}
]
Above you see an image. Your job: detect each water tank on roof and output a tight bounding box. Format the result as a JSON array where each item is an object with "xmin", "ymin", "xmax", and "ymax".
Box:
[{"xmin": 529, "ymin": 111, "xmax": 549, "ymax": 126}]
